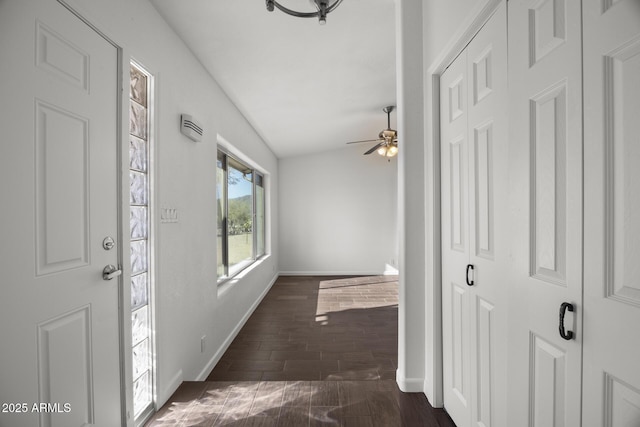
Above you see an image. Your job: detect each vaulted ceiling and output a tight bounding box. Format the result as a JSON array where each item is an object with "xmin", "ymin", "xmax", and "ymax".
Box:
[{"xmin": 150, "ymin": 0, "xmax": 397, "ymax": 158}]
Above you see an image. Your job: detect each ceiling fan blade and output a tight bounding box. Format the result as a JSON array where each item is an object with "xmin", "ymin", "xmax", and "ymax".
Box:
[
  {"xmin": 364, "ymin": 141, "xmax": 385, "ymax": 155},
  {"xmin": 346, "ymin": 138, "xmax": 382, "ymax": 145}
]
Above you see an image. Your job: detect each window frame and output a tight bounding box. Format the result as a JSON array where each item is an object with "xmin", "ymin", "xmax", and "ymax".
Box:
[{"xmin": 217, "ymin": 148, "xmax": 266, "ymax": 283}]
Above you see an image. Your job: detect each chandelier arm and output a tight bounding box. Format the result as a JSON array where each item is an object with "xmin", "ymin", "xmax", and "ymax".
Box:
[
  {"xmin": 326, "ymin": 0, "xmax": 345, "ymax": 13},
  {"xmin": 272, "ymin": 1, "xmax": 319, "ymax": 18}
]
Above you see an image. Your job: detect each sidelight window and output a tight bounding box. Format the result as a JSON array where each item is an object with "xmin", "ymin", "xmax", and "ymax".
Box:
[{"xmin": 129, "ymin": 62, "xmax": 154, "ymax": 424}]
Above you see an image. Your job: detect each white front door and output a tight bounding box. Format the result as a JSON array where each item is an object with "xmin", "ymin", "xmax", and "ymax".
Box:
[
  {"xmin": 441, "ymin": 3, "xmax": 508, "ymax": 426},
  {"xmin": 0, "ymin": 1, "xmax": 122, "ymax": 426},
  {"xmin": 582, "ymin": 0, "xmax": 640, "ymax": 425},
  {"xmin": 506, "ymin": 0, "xmax": 584, "ymax": 426}
]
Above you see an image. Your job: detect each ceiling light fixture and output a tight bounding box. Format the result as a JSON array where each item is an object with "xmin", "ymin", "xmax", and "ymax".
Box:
[
  {"xmin": 265, "ymin": 0, "xmax": 344, "ymax": 25},
  {"xmin": 345, "ymin": 106, "xmax": 399, "ymax": 159}
]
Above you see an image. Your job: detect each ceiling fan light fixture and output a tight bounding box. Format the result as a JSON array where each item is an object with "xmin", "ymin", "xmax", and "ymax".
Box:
[
  {"xmin": 345, "ymin": 105, "xmax": 398, "ymax": 159},
  {"xmin": 265, "ymin": 0, "xmax": 343, "ymax": 25}
]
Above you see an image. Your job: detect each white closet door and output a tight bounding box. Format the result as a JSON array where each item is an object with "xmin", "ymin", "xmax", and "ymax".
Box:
[
  {"xmin": 441, "ymin": 40, "xmax": 472, "ymax": 427},
  {"xmin": 441, "ymin": 3, "xmax": 508, "ymax": 426},
  {"xmin": 582, "ymin": 0, "xmax": 640, "ymax": 425},
  {"xmin": 466, "ymin": 3, "xmax": 508, "ymax": 427},
  {"xmin": 506, "ymin": 0, "xmax": 583, "ymax": 426}
]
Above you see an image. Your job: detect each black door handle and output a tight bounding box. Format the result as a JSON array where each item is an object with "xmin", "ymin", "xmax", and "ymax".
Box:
[
  {"xmin": 466, "ymin": 264, "xmax": 474, "ymax": 286},
  {"xmin": 559, "ymin": 302, "xmax": 574, "ymax": 340}
]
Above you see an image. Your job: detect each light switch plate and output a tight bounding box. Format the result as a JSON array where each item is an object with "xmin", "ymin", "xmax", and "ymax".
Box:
[{"xmin": 161, "ymin": 207, "xmax": 178, "ymax": 223}]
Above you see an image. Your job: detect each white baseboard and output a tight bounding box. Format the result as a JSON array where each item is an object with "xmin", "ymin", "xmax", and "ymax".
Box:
[
  {"xmin": 279, "ymin": 270, "xmax": 396, "ymax": 276},
  {"xmin": 196, "ymin": 272, "xmax": 279, "ymax": 381},
  {"xmin": 396, "ymin": 370, "xmax": 425, "ymax": 393},
  {"xmin": 157, "ymin": 369, "xmax": 183, "ymax": 409},
  {"xmin": 424, "ymin": 378, "xmax": 444, "ymax": 408}
]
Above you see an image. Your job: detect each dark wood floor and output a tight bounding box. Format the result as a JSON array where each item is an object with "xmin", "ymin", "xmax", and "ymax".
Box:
[{"xmin": 145, "ymin": 276, "xmax": 455, "ymax": 426}]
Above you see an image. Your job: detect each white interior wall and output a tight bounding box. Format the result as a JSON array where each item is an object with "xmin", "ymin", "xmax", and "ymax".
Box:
[
  {"xmin": 278, "ymin": 145, "xmax": 398, "ymax": 275},
  {"xmin": 395, "ymin": 0, "xmax": 426, "ymax": 394},
  {"xmin": 62, "ymin": 0, "xmax": 279, "ymax": 409},
  {"xmin": 420, "ymin": 0, "xmax": 499, "ymax": 406}
]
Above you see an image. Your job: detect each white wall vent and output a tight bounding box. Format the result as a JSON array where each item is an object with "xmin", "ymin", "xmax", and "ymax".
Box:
[{"xmin": 180, "ymin": 114, "xmax": 203, "ymax": 142}]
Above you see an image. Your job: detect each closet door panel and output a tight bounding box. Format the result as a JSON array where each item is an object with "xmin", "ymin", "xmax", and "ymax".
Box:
[
  {"xmin": 582, "ymin": 0, "xmax": 640, "ymax": 425},
  {"xmin": 466, "ymin": 3, "xmax": 508, "ymax": 427},
  {"xmin": 441, "ymin": 4, "xmax": 508, "ymax": 427},
  {"xmin": 441, "ymin": 47, "xmax": 472, "ymax": 427},
  {"xmin": 507, "ymin": 0, "xmax": 583, "ymax": 426}
]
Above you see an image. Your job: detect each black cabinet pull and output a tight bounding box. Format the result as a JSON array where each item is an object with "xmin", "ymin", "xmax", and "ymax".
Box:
[
  {"xmin": 466, "ymin": 264, "xmax": 474, "ymax": 286},
  {"xmin": 559, "ymin": 302, "xmax": 574, "ymax": 340}
]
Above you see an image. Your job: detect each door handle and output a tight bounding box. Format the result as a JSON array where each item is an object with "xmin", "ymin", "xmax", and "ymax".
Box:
[
  {"xmin": 559, "ymin": 302, "xmax": 574, "ymax": 340},
  {"xmin": 466, "ymin": 264, "xmax": 474, "ymax": 286},
  {"xmin": 102, "ymin": 264, "xmax": 122, "ymax": 281}
]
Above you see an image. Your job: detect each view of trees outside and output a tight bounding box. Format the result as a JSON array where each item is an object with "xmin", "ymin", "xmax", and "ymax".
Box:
[
  {"xmin": 216, "ymin": 155, "xmax": 226, "ymax": 277},
  {"xmin": 256, "ymin": 177, "xmax": 265, "ymax": 257},
  {"xmin": 227, "ymin": 163, "xmax": 253, "ymax": 268},
  {"xmin": 217, "ymin": 152, "xmax": 264, "ymax": 279}
]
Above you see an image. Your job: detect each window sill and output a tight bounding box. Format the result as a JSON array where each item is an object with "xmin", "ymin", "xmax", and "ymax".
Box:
[{"xmin": 217, "ymin": 254, "xmax": 270, "ymax": 297}]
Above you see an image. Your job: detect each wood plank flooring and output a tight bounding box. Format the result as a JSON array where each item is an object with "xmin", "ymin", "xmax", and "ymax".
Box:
[{"xmin": 145, "ymin": 276, "xmax": 455, "ymax": 426}]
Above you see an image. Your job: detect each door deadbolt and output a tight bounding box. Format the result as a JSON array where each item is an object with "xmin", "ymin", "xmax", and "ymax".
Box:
[{"xmin": 103, "ymin": 237, "xmax": 115, "ymax": 250}]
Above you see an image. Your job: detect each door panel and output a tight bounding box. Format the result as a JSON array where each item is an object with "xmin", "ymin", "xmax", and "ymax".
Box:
[
  {"xmin": 35, "ymin": 100, "xmax": 91, "ymax": 275},
  {"xmin": 530, "ymin": 82, "xmax": 567, "ymax": 285},
  {"xmin": 466, "ymin": 5, "xmax": 508, "ymax": 427},
  {"xmin": 441, "ymin": 4, "xmax": 508, "ymax": 426},
  {"xmin": 473, "ymin": 122, "xmax": 494, "ymax": 259},
  {"xmin": 530, "ymin": 334, "xmax": 566, "ymax": 427},
  {"xmin": 37, "ymin": 306, "xmax": 94, "ymax": 425},
  {"xmin": 0, "ymin": 1, "xmax": 122, "ymax": 426},
  {"xmin": 583, "ymin": 0, "xmax": 640, "ymax": 425},
  {"xmin": 442, "ymin": 42, "xmax": 472, "ymax": 427},
  {"xmin": 507, "ymin": 0, "xmax": 583, "ymax": 426}
]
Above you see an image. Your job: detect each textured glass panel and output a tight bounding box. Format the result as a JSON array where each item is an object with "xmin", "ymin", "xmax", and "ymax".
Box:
[
  {"xmin": 130, "ymin": 206, "xmax": 148, "ymax": 240},
  {"xmin": 131, "ymin": 273, "xmax": 148, "ymax": 310},
  {"xmin": 130, "ymin": 63, "xmax": 153, "ymax": 423},
  {"xmin": 132, "ymin": 305, "xmax": 149, "ymax": 346},
  {"xmin": 130, "ymin": 67, "xmax": 147, "ymax": 107},
  {"xmin": 130, "ymin": 171, "xmax": 148, "ymax": 206},
  {"xmin": 130, "ymin": 240, "xmax": 147, "ymax": 275},
  {"xmin": 133, "ymin": 370, "xmax": 152, "ymax": 417},
  {"xmin": 129, "ymin": 136, "xmax": 147, "ymax": 172},
  {"xmin": 132, "ymin": 338, "xmax": 150, "ymax": 380},
  {"xmin": 130, "ymin": 101, "xmax": 147, "ymax": 140}
]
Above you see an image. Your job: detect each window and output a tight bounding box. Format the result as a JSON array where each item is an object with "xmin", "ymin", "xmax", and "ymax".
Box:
[
  {"xmin": 129, "ymin": 62, "xmax": 154, "ymax": 424},
  {"xmin": 217, "ymin": 149, "xmax": 266, "ymax": 280}
]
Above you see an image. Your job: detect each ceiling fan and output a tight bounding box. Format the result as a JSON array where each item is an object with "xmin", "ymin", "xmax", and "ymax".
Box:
[{"xmin": 346, "ymin": 106, "xmax": 398, "ymax": 158}]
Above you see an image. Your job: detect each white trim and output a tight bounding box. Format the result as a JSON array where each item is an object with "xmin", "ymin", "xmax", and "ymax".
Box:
[
  {"xmin": 197, "ymin": 272, "xmax": 279, "ymax": 381},
  {"xmin": 217, "ymin": 134, "xmax": 267, "ymax": 176},
  {"xmin": 278, "ymin": 270, "xmax": 398, "ymax": 276},
  {"xmin": 218, "ymin": 255, "xmax": 272, "ymax": 296},
  {"xmin": 426, "ymin": 0, "xmax": 503, "ymax": 75},
  {"xmin": 396, "ymin": 370, "xmax": 425, "ymax": 393},
  {"xmin": 156, "ymin": 369, "xmax": 183, "ymax": 409}
]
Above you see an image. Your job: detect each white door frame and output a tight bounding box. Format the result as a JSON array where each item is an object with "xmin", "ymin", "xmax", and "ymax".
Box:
[
  {"xmin": 422, "ymin": 0, "xmax": 503, "ymax": 408},
  {"xmin": 57, "ymin": 1, "xmax": 131, "ymax": 424}
]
